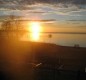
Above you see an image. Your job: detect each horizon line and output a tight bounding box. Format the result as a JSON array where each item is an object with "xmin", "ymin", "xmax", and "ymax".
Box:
[{"xmin": 0, "ymin": 30, "xmax": 86, "ymax": 34}]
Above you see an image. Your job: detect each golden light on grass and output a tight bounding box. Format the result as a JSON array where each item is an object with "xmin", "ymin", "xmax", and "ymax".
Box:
[{"xmin": 29, "ymin": 22, "xmax": 42, "ymax": 41}]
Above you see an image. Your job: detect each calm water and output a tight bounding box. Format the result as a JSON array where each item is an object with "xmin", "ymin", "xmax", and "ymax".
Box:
[
  {"xmin": 41, "ymin": 34, "xmax": 86, "ymax": 47},
  {"xmin": 22, "ymin": 33, "xmax": 86, "ymax": 47}
]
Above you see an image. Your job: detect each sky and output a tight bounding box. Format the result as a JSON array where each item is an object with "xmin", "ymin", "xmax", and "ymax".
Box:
[
  {"xmin": 0, "ymin": 0, "xmax": 86, "ymax": 32},
  {"xmin": 0, "ymin": 0, "xmax": 86, "ymax": 47}
]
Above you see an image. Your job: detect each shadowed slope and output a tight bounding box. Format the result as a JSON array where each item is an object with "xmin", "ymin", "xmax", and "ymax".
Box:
[{"xmin": 0, "ymin": 40, "xmax": 86, "ymax": 80}]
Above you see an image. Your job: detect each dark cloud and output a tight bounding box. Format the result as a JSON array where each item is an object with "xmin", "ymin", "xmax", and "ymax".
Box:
[
  {"xmin": 0, "ymin": 0, "xmax": 86, "ymax": 5},
  {"xmin": 0, "ymin": 0, "xmax": 86, "ymax": 11},
  {"xmin": 27, "ymin": 19, "xmax": 56, "ymax": 23},
  {"xmin": 20, "ymin": 0, "xmax": 86, "ymax": 5},
  {"xmin": 35, "ymin": 0, "xmax": 86, "ymax": 5}
]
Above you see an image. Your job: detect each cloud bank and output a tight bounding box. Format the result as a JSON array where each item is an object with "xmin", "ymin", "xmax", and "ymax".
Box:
[
  {"xmin": 0, "ymin": 0, "xmax": 86, "ymax": 10},
  {"xmin": 0, "ymin": 0, "xmax": 86, "ymax": 23}
]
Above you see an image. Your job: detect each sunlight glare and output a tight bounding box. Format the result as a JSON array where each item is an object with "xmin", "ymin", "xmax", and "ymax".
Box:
[{"xmin": 29, "ymin": 22, "xmax": 41, "ymax": 41}]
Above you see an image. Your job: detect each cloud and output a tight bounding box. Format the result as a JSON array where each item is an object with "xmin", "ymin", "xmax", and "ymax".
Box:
[
  {"xmin": 19, "ymin": 0, "xmax": 86, "ymax": 5},
  {"xmin": 66, "ymin": 19, "xmax": 86, "ymax": 25},
  {"xmin": 67, "ymin": 20, "xmax": 86, "ymax": 22},
  {"xmin": 67, "ymin": 10, "xmax": 86, "ymax": 16},
  {"xmin": 0, "ymin": 0, "xmax": 86, "ymax": 18},
  {"xmin": 28, "ymin": 19, "xmax": 56, "ymax": 23},
  {"xmin": 0, "ymin": 0, "xmax": 86, "ymax": 9}
]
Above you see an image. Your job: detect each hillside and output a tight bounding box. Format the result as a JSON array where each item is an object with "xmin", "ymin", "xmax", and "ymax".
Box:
[
  {"xmin": 0, "ymin": 40, "xmax": 86, "ymax": 80},
  {"xmin": 0, "ymin": 40, "xmax": 86, "ymax": 71}
]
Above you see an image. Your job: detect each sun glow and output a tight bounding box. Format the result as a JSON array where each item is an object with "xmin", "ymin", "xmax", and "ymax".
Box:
[{"xmin": 29, "ymin": 22, "xmax": 41, "ymax": 41}]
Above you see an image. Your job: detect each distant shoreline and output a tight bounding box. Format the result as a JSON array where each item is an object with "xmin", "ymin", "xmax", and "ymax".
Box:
[{"xmin": 0, "ymin": 30, "xmax": 86, "ymax": 34}]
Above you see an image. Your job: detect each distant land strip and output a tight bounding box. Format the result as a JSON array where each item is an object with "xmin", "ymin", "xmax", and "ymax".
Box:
[
  {"xmin": 40, "ymin": 32, "xmax": 86, "ymax": 34},
  {"xmin": 0, "ymin": 30, "xmax": 86, "ymax": 34}
]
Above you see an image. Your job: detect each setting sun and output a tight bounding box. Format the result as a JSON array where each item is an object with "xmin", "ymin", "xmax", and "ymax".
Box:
[{"xmin": 29, "ymin": 22, "xmax": 42, "ymax": 41}]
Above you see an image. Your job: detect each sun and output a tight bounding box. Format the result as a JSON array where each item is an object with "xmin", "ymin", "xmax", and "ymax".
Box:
[{"xmin": 29, "ymin": 22, "xmax": 41, "ymax": 41}]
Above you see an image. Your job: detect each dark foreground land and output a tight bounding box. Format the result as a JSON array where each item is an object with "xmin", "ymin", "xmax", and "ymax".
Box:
[{"xmin": 0, "ymin": 40, "xmax": 86, "ymax": 80}]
